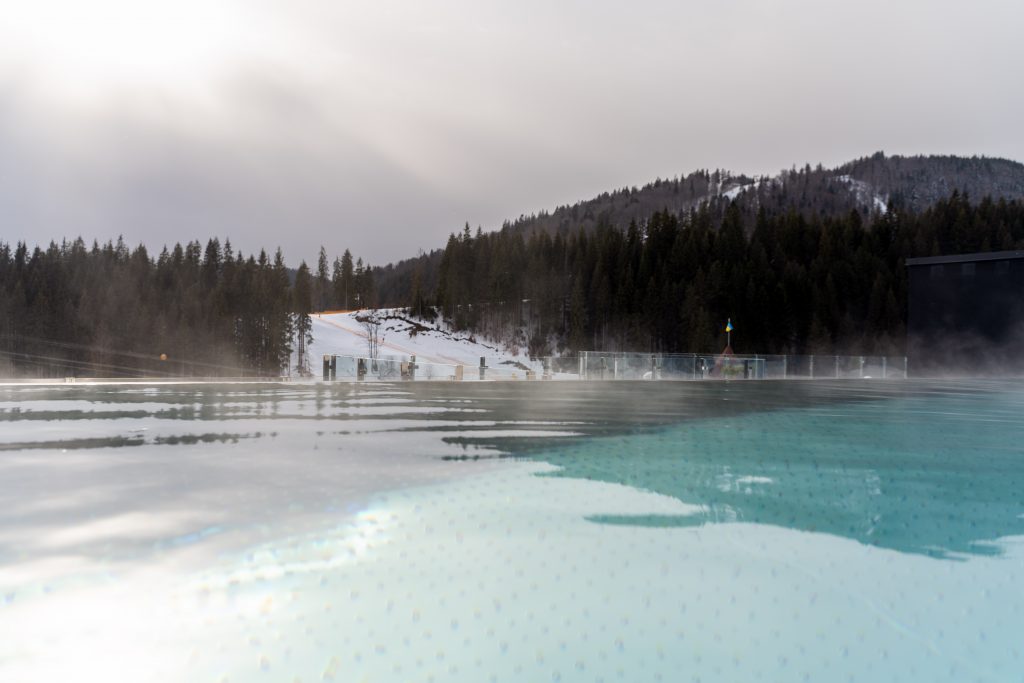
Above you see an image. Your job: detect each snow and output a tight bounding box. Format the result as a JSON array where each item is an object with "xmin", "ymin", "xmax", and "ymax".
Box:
[
  {"xmin": 703, "ymin": 172, "xmax": 888, "ymax": 213},
  {"xmin": 835, "ymin": 174, "xmax": 889, "ymax": 214},
  {"xmin": 721, "ymin": 182, "xmax": 755, "ymax": 200},
  {"xmin": 302, "ymin": 310, "xmax": 542, "ymax": 375}
]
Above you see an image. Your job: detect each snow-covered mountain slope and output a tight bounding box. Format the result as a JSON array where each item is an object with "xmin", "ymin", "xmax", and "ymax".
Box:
[
  {"xmin": 834, "ymin": 174, "xmax": 888, "ymax": 214},
  {"xmin": 302, "ymin": 310, "xmax": 540, "ymax": 373}
]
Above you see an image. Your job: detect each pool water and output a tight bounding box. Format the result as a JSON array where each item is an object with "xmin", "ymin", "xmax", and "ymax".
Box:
[
  {"xmin": 0, "ymin": 380, "xmax": 1022, "ymax": 682},
  {"xmin": 541, "ymin": 392, "xmax": 1024, "ymax": 558}
]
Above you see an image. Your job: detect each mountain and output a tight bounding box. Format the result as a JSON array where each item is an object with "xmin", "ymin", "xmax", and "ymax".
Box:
[
  {"xmin": 374, "ymin": 152, "xmax": 1024, "ymax": 308},
  {"xmin": 836, "ymin": 153, "xmax": 1024, "ymax": 212},
  {"xmin": 495, "ymin": 152, "xmax": 1024, "ymax": 239}
]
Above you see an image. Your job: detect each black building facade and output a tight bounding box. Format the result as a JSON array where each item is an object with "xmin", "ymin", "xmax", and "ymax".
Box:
[{"xmin": 906, "ymin": 250, "xmax": 1024, "ymax": 376}]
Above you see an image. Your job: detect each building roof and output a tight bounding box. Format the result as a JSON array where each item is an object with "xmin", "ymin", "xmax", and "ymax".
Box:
[{"xmin": 905, "ymin": 250, "xmax": 1024, "ymax": 267}]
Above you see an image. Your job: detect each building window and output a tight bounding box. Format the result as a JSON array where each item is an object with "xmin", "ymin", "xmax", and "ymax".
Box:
[
  {"xmin": 996, "ymin": 260, "xmax": 1010, "ymax": 275},
  {"xmin": 929, "ymin": 264, "xmax": 945, "ymax": 279},
  {"xmin": 961, "ymin": 262, "xmax": 976, "ymax": 278}
]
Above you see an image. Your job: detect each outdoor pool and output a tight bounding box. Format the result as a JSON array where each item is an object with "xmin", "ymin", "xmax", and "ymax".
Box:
[{"xmin": 1, "ymin": 379, "xmax": 1021, "ymax": 682}]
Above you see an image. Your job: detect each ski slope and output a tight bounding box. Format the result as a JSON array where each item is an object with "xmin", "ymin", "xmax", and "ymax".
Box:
[{"xmin": 303, "ymin": 310, "xmax": 540, "ymax": 372}]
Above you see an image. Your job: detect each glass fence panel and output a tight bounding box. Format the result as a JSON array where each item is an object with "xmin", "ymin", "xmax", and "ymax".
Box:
[
  {"xmin": 321, "ymin": 353, "xmax": 907, "ymax": 381},
  {"xmin": 884, "ymin": 357, "xmax": 908, "ymax": 379},
  {"xmin": 762, "ymin": 355, "xmax": 788, "ymax": 379},
  {"xmin": 861, "ymin": 357, "xmax": 886, "ymax": 379},
  {"xmin": 321, "ymin": 355, "xmax": 543, "ymax": 381},
  {"xmin": 784, "ymin": 355, "xmax": 813, "ymax": 378}
]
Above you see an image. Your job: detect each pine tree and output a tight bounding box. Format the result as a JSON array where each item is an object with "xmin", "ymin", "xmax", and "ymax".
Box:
[
  {"xmin": 316, "ymin": 246, "xmax": 330, "ymax": 311},
  {"xmin": 340, "ymin": 249, "xmax": 354, "ymax": 309},
  {"xmin": 292, "ymin": 262, "xmax": 314, "ymax": 376}
]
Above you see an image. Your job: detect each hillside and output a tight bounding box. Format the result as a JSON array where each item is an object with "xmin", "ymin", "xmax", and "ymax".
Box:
[
  {"xmin": 837, "ymin": 154, "xmax": 1024, "ymax": 211},
  {"xmin": 374, "ymin": 153, "xmax": 1024, "ymax": 307},
  {"xmin": 302, "ymin": 310, "xmax": 542, "ymax": 378},
  {"xmin": 369, "ymin": 152, "xmax": 1024, "ymax": 357},
  {"xmin": 495, "ymin": 152, "xmax": 1024, "ymax": 238}
]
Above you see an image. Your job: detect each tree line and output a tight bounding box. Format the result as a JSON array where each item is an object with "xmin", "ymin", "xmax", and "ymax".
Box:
[
  {"xmin": 311, "ymin": 246, "xmax": 378, "ymax": 312},
  {"xmin": 429, "ymin": 191, "xmax": 1024, "ymax": 356},
  {"xmin": 0, "ymin": 238, "xmax": 369, "ymax": 378},
  {"xmin": 4, "ymin": 190, "xmax": 1021, "ymax": 376}
]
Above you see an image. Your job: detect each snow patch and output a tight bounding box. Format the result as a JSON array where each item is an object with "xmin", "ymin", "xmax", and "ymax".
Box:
[
  {"xmin": 721, "ymin": 183, "xmax": 754, "ymax": 201},
  {"xmin": 835, "ymin": 175, "xmax": 889, "ymax": 214},
  {"xmin": 301, "ymin": 309, "xmax": 541, "ymax": 372}
]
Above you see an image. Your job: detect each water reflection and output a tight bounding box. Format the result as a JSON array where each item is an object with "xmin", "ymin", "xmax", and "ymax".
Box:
[
  {"xmin": 532, "ymin": 387, "xmax": 1024, "ymax": 558},
  {"xmin": 2, "ymin": 379, "xmax": 1023, "ymax": 682},
  {"xmin": 2, "ymin": 379, "xmax": 1020, "ymax": 582}
]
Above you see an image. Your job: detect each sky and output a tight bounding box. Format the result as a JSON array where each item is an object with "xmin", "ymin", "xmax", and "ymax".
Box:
[{"xmin": 0, "ymin": 0, "xmax": 1021, "ymax": 266}]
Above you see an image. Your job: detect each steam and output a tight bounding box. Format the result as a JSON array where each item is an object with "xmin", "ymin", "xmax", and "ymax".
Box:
[{"xmin": 908, "ymin": 319, "xmax": 1024, "ymax": 377}]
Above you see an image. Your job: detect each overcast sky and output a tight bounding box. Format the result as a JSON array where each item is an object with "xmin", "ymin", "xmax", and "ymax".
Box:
[{"xmin": 1, "ymin": 0, "xmax": 1021, "ymax": 266}]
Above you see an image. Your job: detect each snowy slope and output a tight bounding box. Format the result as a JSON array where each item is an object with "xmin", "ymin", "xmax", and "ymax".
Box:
[
  {"xmin": 301, "ymin": 310, "xmax": 542, "ymax": 375},
  {"xmin": 721, "ymin": 181, "xmax": 756, "ymax": 201},
  {"xmin": 834, "ymin": 174, "xmax": 889, "ymax": 213}
]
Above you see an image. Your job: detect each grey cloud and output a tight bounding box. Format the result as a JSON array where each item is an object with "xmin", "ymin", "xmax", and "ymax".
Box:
[{"xmin": 0, "ymin": 0, "xmax": 1021, "ymax": 265}]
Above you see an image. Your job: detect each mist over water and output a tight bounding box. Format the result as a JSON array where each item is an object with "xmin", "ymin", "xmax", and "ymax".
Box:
[{"xmin": 1, "ymin": 379, "xmax": 1022, "ymax": 682}]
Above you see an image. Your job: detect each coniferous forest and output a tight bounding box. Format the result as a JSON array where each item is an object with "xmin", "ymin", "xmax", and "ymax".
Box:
[
  {"xmin": 3, "ymin": 188, "xmax": 1024, "ymax": 377},
  {"xmin": 0, "ymin": 239, "xmax": 375, "ymax": 377},
  {"xmin": 422, "ymin": 192, "xmax": 1024, "ymax": 357}
]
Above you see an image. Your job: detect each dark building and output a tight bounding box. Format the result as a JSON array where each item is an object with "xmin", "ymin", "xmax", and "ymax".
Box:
[{"xmin": 906, "ymin": 250, "xmax": 1024, "ymax": 376}]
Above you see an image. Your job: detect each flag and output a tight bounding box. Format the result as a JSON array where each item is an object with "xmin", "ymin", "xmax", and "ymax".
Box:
[{"xmin": 725, "ymin": 320, "xmax": 733, "ymax": 332}]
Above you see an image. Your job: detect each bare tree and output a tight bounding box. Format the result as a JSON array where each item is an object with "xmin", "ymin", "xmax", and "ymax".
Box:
[{"xmin": 358, "ymin": 312, "xmax": 385, "ymax": 370}]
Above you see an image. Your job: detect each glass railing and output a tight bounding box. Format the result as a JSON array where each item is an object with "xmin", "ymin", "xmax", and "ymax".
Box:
[
  {"xmin": 318, "ymin": 352, "xmax": 907, "ymax": 382},
  {"xmin": 568, "ymin": 351, "xmax": 908, "ymax": 380},
  {"xmin": 319, "ymin": 354, "xmax": 538, "ymax": 382}
]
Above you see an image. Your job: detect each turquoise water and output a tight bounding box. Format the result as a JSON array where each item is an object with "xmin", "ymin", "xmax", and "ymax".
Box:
[
  {"xmin": 539, "ymin": 390, "xmax": 1024, "ymax": 558},
  {"xmin": 0, "ymin": 380, "xmax": 1022, "ymax": 682}
]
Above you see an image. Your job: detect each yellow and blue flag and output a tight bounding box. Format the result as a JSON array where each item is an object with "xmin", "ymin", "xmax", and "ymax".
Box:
[{"xmin": 725, "ymin": 319, "xmax": 734, "ymax": 332}]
